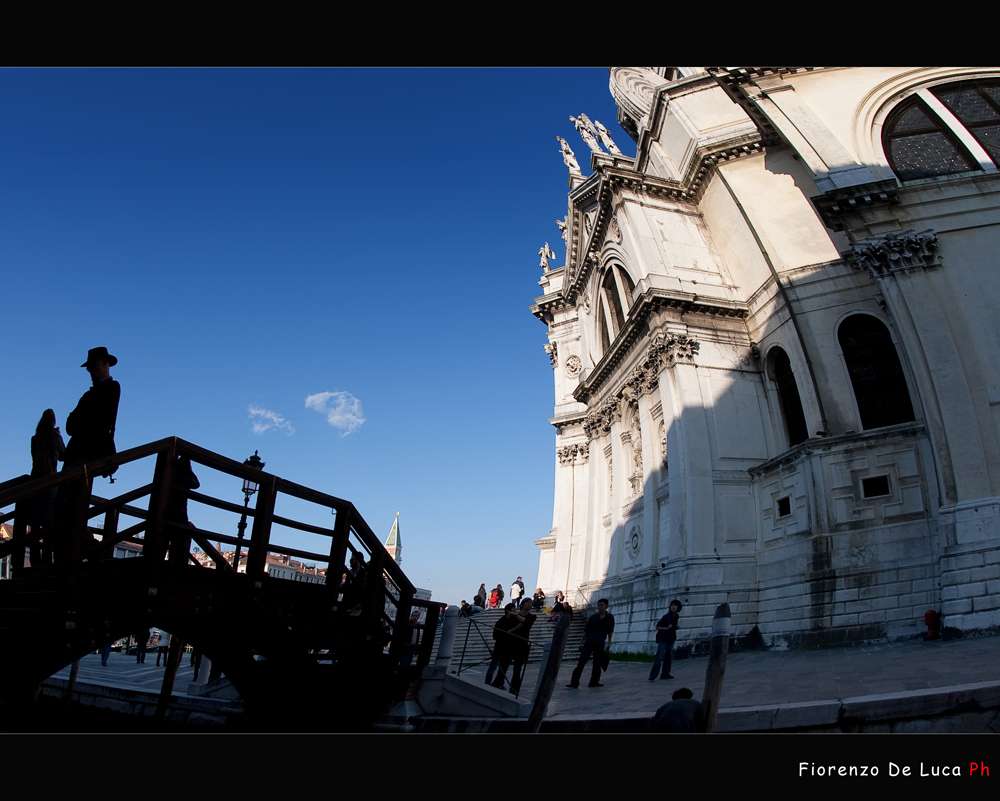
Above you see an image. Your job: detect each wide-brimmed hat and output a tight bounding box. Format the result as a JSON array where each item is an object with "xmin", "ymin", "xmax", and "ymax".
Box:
[{"xmin": 82, "ymin": 346, "xmax": 118, "ymax": 368}]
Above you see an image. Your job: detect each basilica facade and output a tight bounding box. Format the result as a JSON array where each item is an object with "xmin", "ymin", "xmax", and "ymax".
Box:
[{"xmin": 532, "ymin": 68, "xmax": 1000, "ymax": 651}]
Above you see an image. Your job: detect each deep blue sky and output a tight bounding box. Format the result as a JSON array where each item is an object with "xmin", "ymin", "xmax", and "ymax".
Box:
[{"xmin": 1, "ymin": 68, "xmax": 632, "ymax": 604}]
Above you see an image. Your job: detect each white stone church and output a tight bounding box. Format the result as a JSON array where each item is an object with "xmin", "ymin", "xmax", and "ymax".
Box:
[{"xmin": 532, "ymin": 68, "xmax": 1000, "ymax": 652}]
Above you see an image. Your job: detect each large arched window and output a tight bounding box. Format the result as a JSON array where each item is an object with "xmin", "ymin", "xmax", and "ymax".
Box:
[
  {"xmin": 596, "ymin": 265, "xmax": 636, "ymax": 355},
  {"xmin": 767, "ymin": 347, "xmax": 808, "ymax": 447},
  {"xmin": 884, "ymin": 79, "xmax": 1000, "ymax": 181},
  {"xmin": 838, "ymin": 315, "xmax": 916, "ymax": 430}
]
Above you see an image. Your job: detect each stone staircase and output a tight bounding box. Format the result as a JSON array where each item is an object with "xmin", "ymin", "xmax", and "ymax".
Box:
[{"xmin": 433, "ymin": 609, "xmax": 587, "ymax": 668}]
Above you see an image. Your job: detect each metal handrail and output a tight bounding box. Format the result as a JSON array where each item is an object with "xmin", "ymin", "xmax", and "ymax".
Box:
[{"xmin": 455, "ymin": 613, "xmax": 547, "ymax": 698}]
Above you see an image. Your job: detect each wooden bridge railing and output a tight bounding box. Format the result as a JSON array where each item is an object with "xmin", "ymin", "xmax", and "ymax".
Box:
[{"xmin": 0, "ymin": 436, "xmax": 417, "ymax": 667}]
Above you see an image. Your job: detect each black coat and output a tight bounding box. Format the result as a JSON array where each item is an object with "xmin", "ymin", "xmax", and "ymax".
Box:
[{"xmin": 64, "ymin": 378, "xmax": 120, "ymax": 467}]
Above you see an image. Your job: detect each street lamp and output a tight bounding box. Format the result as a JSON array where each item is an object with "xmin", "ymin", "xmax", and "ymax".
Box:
[{"xmin": 234, "ymin": 450, "xmax": 265, "ymax": 572}]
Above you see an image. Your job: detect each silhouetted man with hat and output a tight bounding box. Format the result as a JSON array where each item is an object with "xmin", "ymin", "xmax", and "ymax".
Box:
[{"xmin": 64, "ymin": 346, "xmax": 121, "ymax": 473}]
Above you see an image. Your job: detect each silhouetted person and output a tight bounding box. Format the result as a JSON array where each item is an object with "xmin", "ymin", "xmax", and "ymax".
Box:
[
  {"xmin": 64, "ymin": 347, "xmax": 121, "ymax": 474},
  {"xmin": 168, "ymin": 456, "xmax": 200, "ymax": 527},
  {"xmin": 27, "ymin": 409, "xmax": 65, "ymax": 567},
  {"xmin": 53, "ymin": 347, "xmax": 121, "ymax": 562},
  {"xmin": 651, "ymin": 687, "xmax": 705, "ymax": 732},
  {"xmin": 341, "ymin": 552, "xmax": 367, "ymax": 615}
]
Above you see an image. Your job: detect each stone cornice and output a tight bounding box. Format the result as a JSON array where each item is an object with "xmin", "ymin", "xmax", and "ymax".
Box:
[
  {"xmin": 574, "ymin": 287, "xmax": 744, "ymax": 407},
  {"xmin": 579, "ymin": 331, "xmax": 700, "ymax": 436},
  {"xmin": 530, "ymin": 291, "xmax": 575, "ymax": 324},
  {"xmin": 812, "ymin": 179, "xmax": 899, "ymax": 232},
  {"xmin": 747, "ymin": 420, "xmax": 926, "ymax": 480},
  {"xmin": 548, "ymin": 412, "xmax": 587, "ymax": 432},
  {"xmin": 563, "ymin": 145, "xmax": 765, "ymax": 302},
  {"xmin": 708, "ymin": 67, "xmax": 823, "ymax": 147}
]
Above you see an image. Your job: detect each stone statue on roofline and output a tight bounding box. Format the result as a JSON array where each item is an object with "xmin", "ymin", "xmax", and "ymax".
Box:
[
  {"xmin": 594, "ymin": 119, "xmax": 623, "ymax": 155},
  {"xmin": 557, "ymin": 136, "xmax": 583, "ymax": 183},
  {"xmin": 539, "ymin": 242, "xmax": 556, "ymax": 272},
  {"xmin": 570, "ymin": 114, "xmax": 602, "ymax": 153},
  {"xmin": 556, "ymin": 216, "xmax": 569, "ymax": 243}
]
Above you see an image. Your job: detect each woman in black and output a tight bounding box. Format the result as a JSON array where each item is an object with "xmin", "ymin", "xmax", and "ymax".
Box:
[{"xmin": 28, "ymin": 409, "xmax": 65, "ymax": 566}]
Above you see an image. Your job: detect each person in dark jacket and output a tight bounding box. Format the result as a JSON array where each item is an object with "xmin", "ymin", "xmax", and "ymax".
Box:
[
  {"xmin": 567, "ymin": 598, "xmax": 615, "ymax": 688},
  {"xmin": 651, "ymin": 687, "xmax": 705, "ymax": 732},
  {"xmin": 27, "ymin": 409, "xmax": 65, "ymax": 566},
  {"xmin": 64, "ymin": 346, "xmax": 121, "ymax": 474},
  {"xmin": 649, "ymin": 599, "xmax": 682, "ymax": 681}
]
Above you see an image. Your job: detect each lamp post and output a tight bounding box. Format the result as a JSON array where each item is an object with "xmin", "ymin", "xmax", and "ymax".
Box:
[{"xmin": 234, "ymin": 450, "xmax": 265, "ymax": 572}]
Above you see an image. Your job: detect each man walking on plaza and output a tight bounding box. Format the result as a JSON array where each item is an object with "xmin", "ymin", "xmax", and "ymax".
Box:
[
  {"xmin": 649, "ymin": 599, "xmax": 682, "ymax": 681},
  {"xmin": 567, "ymin": 598, "xmax": 614, "ymax": 688}
]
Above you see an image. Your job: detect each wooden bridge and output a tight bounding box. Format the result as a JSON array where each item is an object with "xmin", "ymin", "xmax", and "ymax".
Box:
[{"xmin": 0, "ymin": 437, "xmax": 439, "ymax": 730}]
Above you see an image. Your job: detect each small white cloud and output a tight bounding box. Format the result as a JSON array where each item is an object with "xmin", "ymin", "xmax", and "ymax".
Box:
[
  {"xmin": 305, "ymin": 391, "xmax": 366, "ymax": 436},
  {"xmin": 248, "ymin": 404, "xmax": 295, "ymax": 436}
]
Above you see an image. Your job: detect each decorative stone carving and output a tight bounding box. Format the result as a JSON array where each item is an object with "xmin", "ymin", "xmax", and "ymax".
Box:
[
  {"xmin": 557, "ymin": 216, "xmax": 569, "ymax": 243},
  {"xmin": 539, "ymin": 242, "xmax": 555, "ymax": 272},
  {"xmin": 565, "ymin": 354, "xmax": 582, "ymax": 378},
  {"xmin": 626, "ymin": 524, "xmax": 642, "ymax": 560},
  {"xmin": 544, "ymin": 341, "xmax": 557, "ymax": 368},
  {"xmin": 648, "ymin": 332, "xmax": 700, "ymax": 371},
  {"xmin": 582, "ymin": 289, "xmax": 591, "ymax": 314},
  {"xmin": 583, "ymin": 396, "xmax": 622, "ymax": 440},
  {"xmin": 846, "ymin": 229, "xmax": 939, "ymax": 278},
  {"xmin": 594, "ymin": 119, "xmax": 623, "ymax": 155},
  {"xmin": 631, "ymin": 417, "xmax": 643, "ymax": 475},
  {"xmin": 609, "ymin": 68, "xmax": 664, "ymax": 131},
  {"xmin": 557, "ymin": 443, "xmax": 589, "ymax": 465},
  {"xmin": 570, "ymin": 114, "xmax": 602, "ymax": 153},
  {"xmin": 609, "ymin": 211, "xmax": 622, "ymax": 244},
  {"xmin": 556, "ymin": 136, "xmax": 583, "ymax": 179}
]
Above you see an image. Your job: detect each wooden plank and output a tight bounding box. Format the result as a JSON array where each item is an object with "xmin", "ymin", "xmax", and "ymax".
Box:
[
  {"xmin": 191, "ymin": 534, "xmax": 237, "ymax": 573},
  {"xmin": 272, "ymin": 475, "xmax": 351, "ymax": 511},
  {"xmin": 86, "ymin": 484, "xmax": 153, "ymax": 519},
  {"xmin": 269, "ymin": 514, "xmax": 334, "ymax": 537},
  {"xmin": 185, "ymin": 490, "xmax": 257, "ymax": 518}
]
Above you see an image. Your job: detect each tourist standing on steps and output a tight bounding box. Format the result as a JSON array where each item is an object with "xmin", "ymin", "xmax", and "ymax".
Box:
[
  {"xmin": 485, "ymin": 603, "xmax": 519, "ymax": 686},
  {"xmin": 63, "ymin": 347, "xmax": 121, "ymax": 473},
  {"xmin": 567, "ymin": 598, "xmax": 614, "ymax": 688},
  {"xmin": 500, "ymin": 598, "xmax": 537, "ymax": 695},
  {"xmin": 510, "ymin": 577, "xmax": 523, "ymax": 604},
  {"xmin": 27, "ymin": 409, "xmax": 65, "ymax": 567},
  {"xmin": 649, "ymin": 599, "xmax": 682, "ymax": 681},
  {"xmin": 54, "ymin": 347, "xmax": 121, "ymax": 561}
]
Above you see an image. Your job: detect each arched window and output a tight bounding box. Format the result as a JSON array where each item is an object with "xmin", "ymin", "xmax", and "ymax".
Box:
[
  {"xmin": 884, "ymin": 79, "xmax": 1000, "ymax": 181},
  {"xmin": 838, "ymin": 315, "xmax": 915, "ymax": 430},
  {"xmin": 767, "ymin": 347, "xmax": 809, "ymax": 447},
  {"xmin": 596, "ymin": 265, "xmax": 636, "ymax": 355}
]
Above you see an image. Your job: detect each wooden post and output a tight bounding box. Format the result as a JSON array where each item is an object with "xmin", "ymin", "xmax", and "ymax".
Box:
[
  {"xmin": 416, "ymin": 604, "xmax": 439, "ymax": 669},
  {"xmin": 245, "ymin": 476, "xmax": 276, "ymax": 578},
  {"xmin": 701, "ymin": 602, "xmax": 731, "ymax": 733},
  {"xmin": 102, "ymin": 506, "xmax": 119, "ymax": 561},
  {"xmin": 528, "ymin": 612, "xmax": 572, "ymax": 732},
  {"xmin": 145, "ymin": 442, "xmax": 178, "ymax": 566},
  {"xmin": 327, "ymin": 503, "xmax": 352, "ymax": 608},
  {"xmin": 66, "ymin": 658, "xmax": 80, "ymax": 707},
  {"xmin": 155, "ymin": 634, "xmax": 185, "ymax": 722}
]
